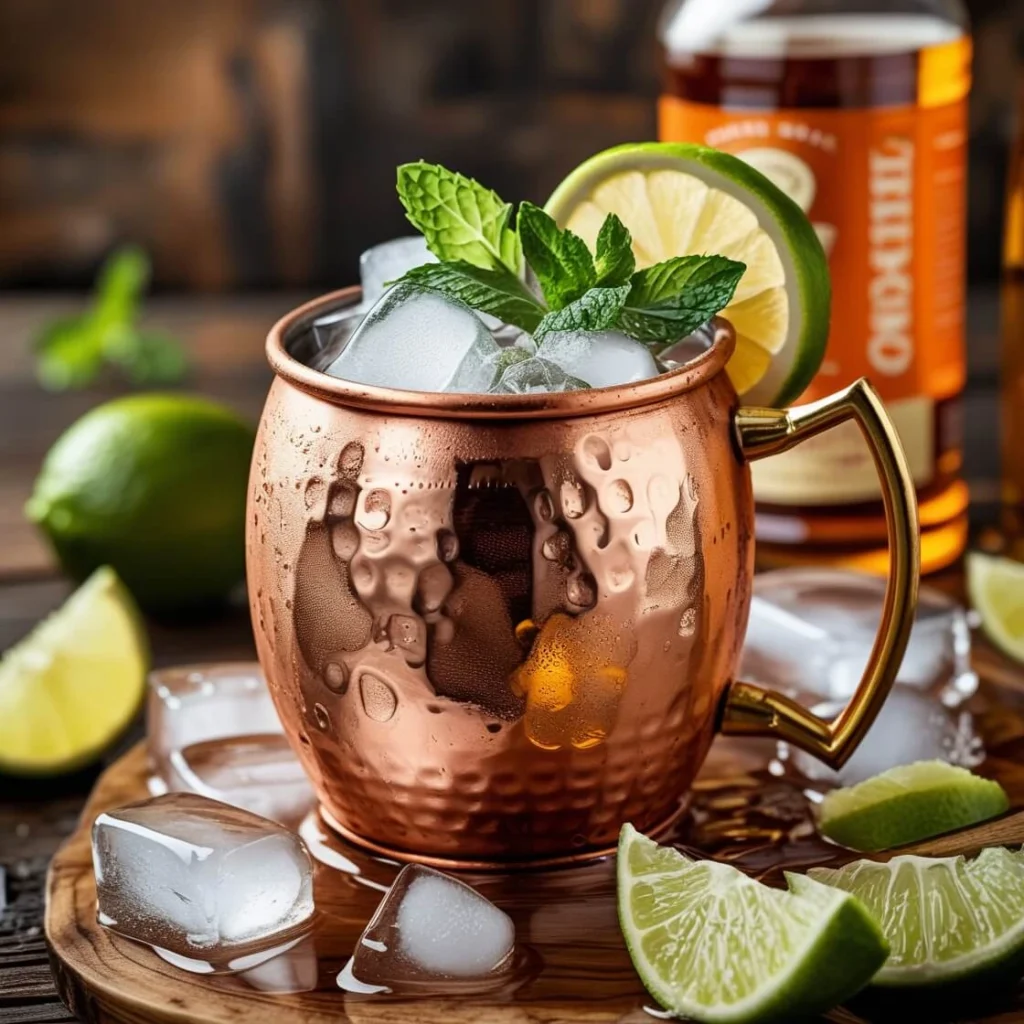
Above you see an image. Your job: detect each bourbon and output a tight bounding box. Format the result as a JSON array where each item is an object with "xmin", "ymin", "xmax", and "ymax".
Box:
[{"xmin": 659, "ymin": 0, "xmax": 971, "ymax": 574}]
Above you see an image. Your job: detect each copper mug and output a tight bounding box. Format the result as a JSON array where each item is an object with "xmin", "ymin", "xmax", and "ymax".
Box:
[{"xmin": 248, "ymin": 288, "xmax": 920, "ymax": 867}]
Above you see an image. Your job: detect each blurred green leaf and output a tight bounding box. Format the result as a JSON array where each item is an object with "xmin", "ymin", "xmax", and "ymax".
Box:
[
  {"xmin": 32, "ymin": 246, "xmax": 187, "ymax": 391},
  {"xmin": 106, "ymin": 329, "xmax": 189, "ymax": 385}
]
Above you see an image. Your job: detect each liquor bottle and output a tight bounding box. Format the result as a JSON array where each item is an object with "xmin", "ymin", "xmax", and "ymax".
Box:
[{"xmin": 659, "ymin": 0, "xmax": 971, "ymax": 574}]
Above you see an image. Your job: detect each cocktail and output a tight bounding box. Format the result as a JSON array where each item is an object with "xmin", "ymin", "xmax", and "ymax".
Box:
[{"xmin": 32, "ymin": 142, "xmax": 1024, "ymax": 1024}]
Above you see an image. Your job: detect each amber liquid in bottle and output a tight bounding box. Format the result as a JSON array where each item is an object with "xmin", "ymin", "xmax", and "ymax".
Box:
[
  {"xmin": 1001, "ymin": 116, "xmax": 1024, "ymax": 557},
  {"xmin": 660, "ymin": 10, "xmax": 970, "ymax": 575}
]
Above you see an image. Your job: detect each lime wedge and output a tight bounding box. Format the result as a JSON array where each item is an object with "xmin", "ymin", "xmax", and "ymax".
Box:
[
  {"xmin": 810, "ymin": 849, "xmax": 1024, "ymax": 988},
  {"xmin": 617, "ymin": 824, "xmax": 888, "ymax": 1023},
  {"xmin": 545, "ymin": 142, "xmax": 830, "ymax": 407},
  {"xmin": 0, "ymin": 567, "xmax": 148, "ymax": 774},
  {"xmin": 818, "ymin": 761, "xmax": 1008, "ymax": 853},
  {"xmin": 968, "ymin": 551, "xmax": 1024, "ymax": 664}
]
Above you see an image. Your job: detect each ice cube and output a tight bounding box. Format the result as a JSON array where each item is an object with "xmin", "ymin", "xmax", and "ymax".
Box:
[
  {"xmin": 307, "ymin": 308, "xmax": 365, "ymax": 373},
  {"xmin": 92, "ymin": 793, "xmax": 314, "ymax": 955},
  {"xmin": 168, "ymin": 733, "xmax": 315, "ymax": 827},
  {"xmin": 323, "ymin": 283, "xmax": 500, "ymax": 393},
  {"xmin": 360, "ymin": 236, "xmax": 436, "ymax": 307},
  {"xmin": 740, "ymin": 569, "xmax": 977, "ymax": 706},
  {"xmin": 537, "ymin": 330, "xmax": 659, "ymax": 388},
  {"xmin": 491, "ymin": 356, "xmax": 590, "ymax": 394},
  {"xmin": 342, "ymin": 864, "xmax": 514, "ymax": 990},
  {"xmin": 657, "ymin": 332, "xmax": 713, "ymax": 370},
  {"xmin": 147, "ymin": 664, "xmax": 287, "ymax": 790},
  {"xmin": 785, "ymin": 687, "xmax": 984, "ymax": 786}
]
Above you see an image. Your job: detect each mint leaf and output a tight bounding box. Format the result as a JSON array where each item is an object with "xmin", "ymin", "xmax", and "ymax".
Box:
[
  {"xmin": 400, "ymin": 261, "xmax": 545, "ymax": 333},
  {"xmin": 594, "ymin": 214, "xmax": 635, "ymax": 286},
  {"xmin": 534, "ymin": 285, "xmax": 631, "ymax": 341},
  {"xmin": 105, "ymin": 328, "xmax": 189, "ymax": 384},
  {"xmin": 34, "ymin": 318, "xmax": 105, "ymax": 391},
  {"xmin": 517, "ymin": 202, "xmax": 595, "ymax": 309},
  {"xmin": 618, "ymin": 255, "xmax": 745, "ymax": 343},
  {"xmin": 93, "ymin": 246, "xmax": 150, "ymax": 330},
  {"xmin": 397, "ymin": 162, "xmax": 523, "ymax": 275}
]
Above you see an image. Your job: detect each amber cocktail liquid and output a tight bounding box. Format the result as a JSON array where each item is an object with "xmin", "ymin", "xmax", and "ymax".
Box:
[{"xmin": 658, "ymin": 0, "xmax": 970, "ymax": 574}]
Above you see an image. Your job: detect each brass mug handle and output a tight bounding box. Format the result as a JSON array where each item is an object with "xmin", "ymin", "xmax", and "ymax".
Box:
[{"xmin": 723, "ymin": 378, "xmax": 921, "ymax": 769}]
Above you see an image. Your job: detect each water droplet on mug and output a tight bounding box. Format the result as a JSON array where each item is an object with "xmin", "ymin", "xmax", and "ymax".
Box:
[
  {"xmin": 541, "ymin": 531, "xmax": 572, "ymax": 564},
  {"xmin": 436, "ymin": 529, "xmax": 459, "ymax": 562},
  {"xmin": 679, "ymin": 607, "xmax": 697, "ymax": 637},
  {"xmin": 686, "ymin": 473, "xmax": 700, "ymax": 502},
  {"xmin": 360, "ymin": 673, "xmax": 398, "ymax": 722},
  {"xmin": 486, "ymin": 722, "xmax": 502, "ymax": 734},
  {"xmin": 359, "ymin": 489, "xmax": 391, "ymax": 530},
  {"xmin": 313, "ymin": 703, "xmax": 331, "ymax": 731},
  {"xmin": 535, "ymin": 489, "xmax": 555, "ymax": 522},
  {"xmin": 561, "ymin": 478, "xmax": 586, "ymax": 520},
  {"xmin": 303, "ymin": 478, "xmax": 325, "ymax": 510},
  {"xmin": 614, "ymin": 440, "xmax": 631, "ymax": 462},
  {"xmin": 566, "ymin": 573, "xmax": 597, "ymax": 609},
  {"xmin": 414, "ymin": 563, "xmax": 453, "ymax": 615},
  {"xmin": 324, "ymin": 662, "xmax": 349, "ymax": 694},
  {"xmin": 607, "ymin": 479, "xmax": 633, "ymax": 514},
  {"xmin": 582, "ymin": 436, "xmax": 612, "ymax": 471},
  {"xmin": 339, "ymin": 441, "xmax": 364, "ymax": 478},
  {"xmin": 331, "ymin": 522, "xmax": 360, "ymax": 561},
  {"xmin": 609, "ymin": 565, "xmax": 635, "ymax": 591},
  {"xmin": 328, "ymin": 483, "xmax": 357, "ymax": 519}
]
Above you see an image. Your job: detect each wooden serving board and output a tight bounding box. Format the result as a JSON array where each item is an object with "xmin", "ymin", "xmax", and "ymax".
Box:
[{"xmin": 46, "ymin": 680, "xmax": 1024, "ymax": 1024}]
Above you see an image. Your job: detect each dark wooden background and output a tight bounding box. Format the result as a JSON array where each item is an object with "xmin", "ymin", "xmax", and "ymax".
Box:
[{"xmin": 0, "ymin": 0, "xmax": 1020, "ymax": 293}]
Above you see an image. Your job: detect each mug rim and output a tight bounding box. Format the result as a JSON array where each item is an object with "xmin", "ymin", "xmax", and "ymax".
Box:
[{"xmin": 266, "ymin": 286, "xmax": 737, "ymax": 421}]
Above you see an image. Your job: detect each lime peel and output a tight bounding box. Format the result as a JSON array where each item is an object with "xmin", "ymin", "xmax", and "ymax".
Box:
[
  {"xmin": 617, "ymin": 823, "xmax": 887, "ymax": 1023},
  {"xmin": 810, "ymin": 848, "xmax": 1024, "ymax": 988},
  {"xmin": 818, "ymin": 761, "xmax": 1009, "ymax": 853}
]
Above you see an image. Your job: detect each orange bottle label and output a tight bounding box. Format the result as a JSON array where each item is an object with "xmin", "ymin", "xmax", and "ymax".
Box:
[{"xmin": 660, "ymin": 39, "xmax": 969, "ymax": 504}]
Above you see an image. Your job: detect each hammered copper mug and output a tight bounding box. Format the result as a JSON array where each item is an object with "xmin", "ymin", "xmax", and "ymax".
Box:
[{"xmin": 248, "ymin": 288, "xmax": 920, "ymax": 867}]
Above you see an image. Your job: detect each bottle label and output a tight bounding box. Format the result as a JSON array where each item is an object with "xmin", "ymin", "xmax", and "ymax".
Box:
[{"xmin": 660, "ymin": 37, "xmax": 969, "ymax": 505}]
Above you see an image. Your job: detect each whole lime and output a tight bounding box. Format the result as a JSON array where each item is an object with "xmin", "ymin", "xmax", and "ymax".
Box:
[{"xmin": 26, "ymin": 394, "xmax": 255, "ymax": 614}]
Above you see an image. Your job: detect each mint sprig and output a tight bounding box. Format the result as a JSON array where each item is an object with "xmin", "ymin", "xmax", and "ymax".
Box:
[
  {"xmin": 517, "ymin": 202, "xmax": 595, "ymax": 309},
  {"xmin": 34, "ymin": 247, "xmax": 188, "ymax": 391},
  {"xmin": 393, "ymin": 161, "xmax": 745, "ymax": 346}
]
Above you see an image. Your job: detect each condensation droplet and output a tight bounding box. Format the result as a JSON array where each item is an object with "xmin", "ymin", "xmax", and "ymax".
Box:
[
  {"xmin": 566, "ymin": 573, "xmax": 597, "ymax": 609},
  {"xmin": 328, "ymin": 484, "xmax": 357, "ymax": 519},
  {"xmin": 679, "ymin": 607, "xmax": 697, "ymax": 637},
  {"xmin": 614, "ymin": 440, "xmax": 631, "ymax": 462},
  {"xmin": 607, "ymin": 479, "xmax": 634, "ymax": 514},
  {"xmin": 313, "ymin": 703, "xmax": 332, "ymax": 731},
  {"xmin": 303, "ymin": 478, "xmax": 325, "ymax": 510},
  {"xmin": 339, "ymin": 441, "xmax": 364, "ymax": 478},
  {"xmin": 324, "ymin": 662, "xmax": 349, "ymax": 694},
  {"xmin": 486, "ymin": 722, "xmax": 502, "ymax": 734},
  {"xmin": 331, "ymin": 522, "xmax": 360, "ymax": 561},
  {"xmin": 541, "ymin": 531, "xmax": 572, "ymax": 564},
  {"xmin": 560, "ymin": 478, "xmax": 586, "ymax": 520},
  {"xmin": 359, "ymin": 489, "xmax": 391, "ymax": 530},
  {"xmin": 437, "ymin": 529, "xmax": 459, "ymax": 562},
  {"xmin": 360, "ymin": 673, "xmax": 398, "ymax": 722},
  {"xmin": 686, "ymin": 473, "xmax": 699, "ymax": 502},
  {"xmin": 535, "ymin": 489, "xmax": 555, "ymax": 522},
  {"xmin": 582, "ymin": 436, "xmax": 612, "ymax": 472},
  {"xmin": 633, "ymin": 522, "xmax": 654, "ymax": 549},
  {"xmin": 663, "ymin": 639, "xmax": 672, "ymax": 653}
]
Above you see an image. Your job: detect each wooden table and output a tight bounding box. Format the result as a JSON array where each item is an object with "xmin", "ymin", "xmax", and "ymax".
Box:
[{"xmin": 0, "ymin": 289, "xmax": 1013, "ymax": 1023}]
